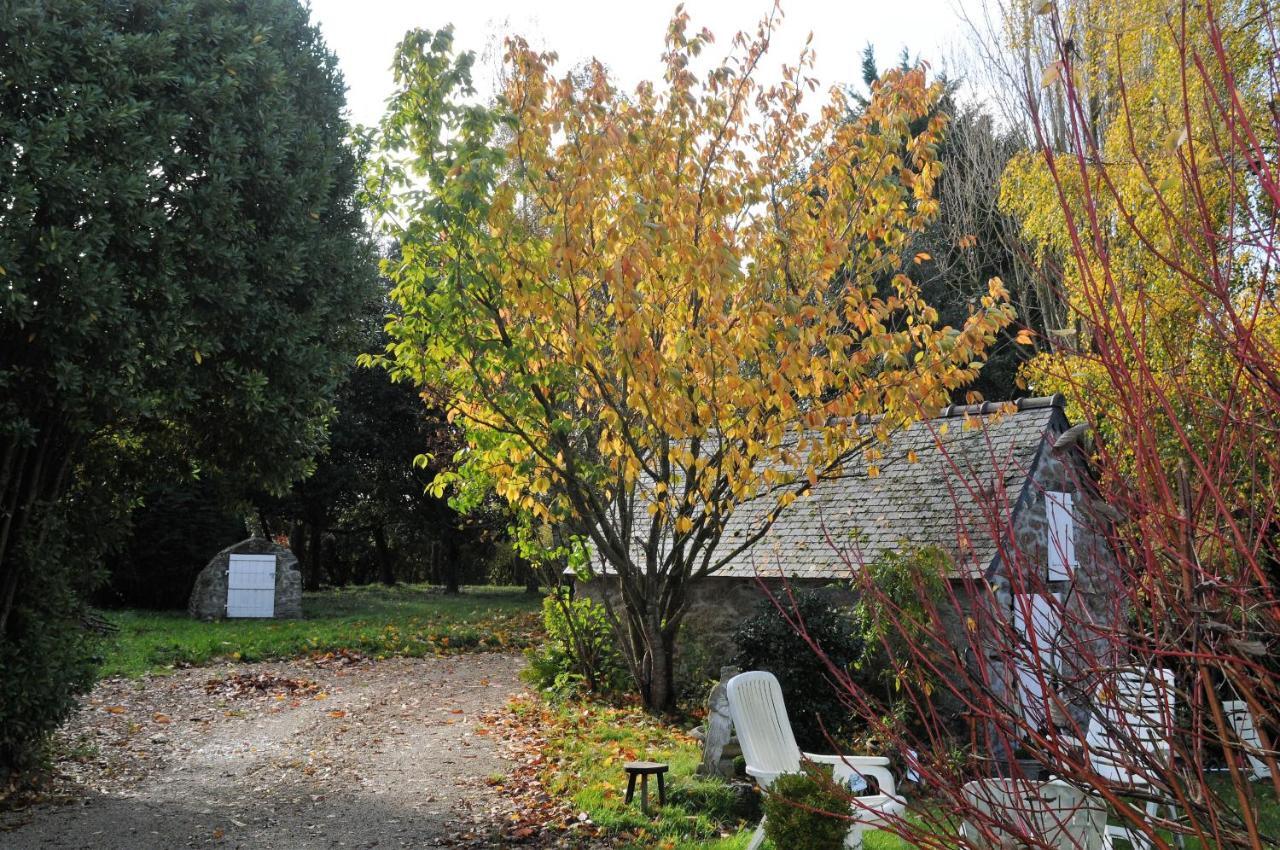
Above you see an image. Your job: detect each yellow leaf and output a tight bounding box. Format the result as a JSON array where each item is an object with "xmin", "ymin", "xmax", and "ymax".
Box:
[
  {"xmin": 193, "ymin": 350, "xmax": 203, "ymax": 364},
  {"xmin": 913, "ymin": 252, "xmax": 932, "ymax": 264},
  {"xmin": 906, "ymin": 450, "xmax": 919, "ymax": 464},
  {"xmin": 1041, "ymin": 62, "xmax": 1062, "ymax": 88},
  {"xmin": 1035, "ymin": 0, "xmax": 1055, "ymax": 14},
  {"xmin": 867, "ymin": 466, "xmax": 881, "ymax": 478},
  {"xmin": 1015, "ymin": 329, "xmax": 1035, "ymax": 345}
]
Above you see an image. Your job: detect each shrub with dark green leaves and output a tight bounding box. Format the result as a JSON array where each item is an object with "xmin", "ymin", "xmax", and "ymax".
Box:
[
  {"xmin": 0, "ymin": 501, "xmax": 108, "ymax": 780},
  {"xmin": 0, "ymin": 0, "xmax": 374, "ymax": 776},
  {"xmin": 762, "ymin": 767, "xmax": 850, "ymax": 850},
  {"xmin": 522, "ymin": 589, "xmax": 630, "ymax": 698},
  {"xmin": 733, "ymin": 590, "xmax": 865, "ymax": 751}
]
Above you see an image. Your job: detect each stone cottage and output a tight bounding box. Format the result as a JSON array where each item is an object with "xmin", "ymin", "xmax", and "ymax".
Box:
[{"xmin": 577, "ymin": 395, "xmax": 1118, "ymax": 716}]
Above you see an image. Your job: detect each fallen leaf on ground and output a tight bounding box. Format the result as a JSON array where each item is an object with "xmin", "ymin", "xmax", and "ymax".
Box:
[{"xmin": 205, "ymin": 673, "xmax": 320, "ymax": 700}]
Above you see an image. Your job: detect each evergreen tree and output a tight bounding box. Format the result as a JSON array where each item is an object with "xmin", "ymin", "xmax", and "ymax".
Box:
[{"xmin": 0, "ymin": 0, "xmax": 375, "ymax": 775}]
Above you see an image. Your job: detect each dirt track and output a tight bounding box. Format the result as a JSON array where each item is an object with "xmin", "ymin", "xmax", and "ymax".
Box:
[{"xmin": 0, "ymin": 653, "xmax": 527, "ymax": 849}]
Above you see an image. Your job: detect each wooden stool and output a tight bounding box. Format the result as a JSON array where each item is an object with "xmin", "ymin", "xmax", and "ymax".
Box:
[{"xmin": 623, "ymin": 761, "xmax": 669, "ymax": 814}]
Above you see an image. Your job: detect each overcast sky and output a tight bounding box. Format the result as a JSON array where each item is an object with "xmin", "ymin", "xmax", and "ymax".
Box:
[{"xmin": 307, "ymin": 0, "xmax": 985, "ymax": 129}]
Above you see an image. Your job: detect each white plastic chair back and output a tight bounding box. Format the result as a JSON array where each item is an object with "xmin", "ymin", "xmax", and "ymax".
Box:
[
  {"xmin": 962, "ymin": 779, "xmax": 1105, "ymax": 849},
  {"xmin": 1223, "ymin": 700, "xmax": 1273, "ymax": 780},
  {"xmin": 1086, "ymin": 667, "xmax": 1175, "ymax": 785},
  {"xmin": 725, "ymin": 671, "xmax": 802, "ymax": 787}
]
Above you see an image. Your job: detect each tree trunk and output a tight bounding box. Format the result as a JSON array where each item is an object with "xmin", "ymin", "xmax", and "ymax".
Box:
[
  {"xmin": 373, "ymin": 525, "xmax": 395, "ymax": 586},
  {"xmin": 324, "ymin": 535, "xmax": 345, "ymax": 587},
  {"xmin": 257, "ymin": 507, "xmax": 274, "ymax": 541},
  {"xmin": 289, "ymin": 522, "xmax": 306, "ymax": 564},
  {"xmin": 443, "ymin": 549, "xmax": 460, "ymax": 595},
  {"xmin": 0, "ymin": 430, "xmax": 75, "ymax": 637},
  {"xmin": 521, "ymin": 557, "xmax": 540, "ymax": 595},
  {"xmin": 639, "ymin": 613, "xmax": 676, "ymax": 712},
  {"xmin": 306, "ymin": 513, "xmax": 324, "ymax": 591}
]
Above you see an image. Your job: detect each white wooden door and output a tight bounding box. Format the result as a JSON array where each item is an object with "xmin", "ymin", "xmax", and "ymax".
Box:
[{"xmin": 227, "ymin": 554, "xmax": 276, "ymax": 618}]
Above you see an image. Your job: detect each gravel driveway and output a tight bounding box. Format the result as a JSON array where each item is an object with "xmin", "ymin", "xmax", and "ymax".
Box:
[{"xmin": 0, "ymin": 653, "xmax": 528, "ymax": 849}]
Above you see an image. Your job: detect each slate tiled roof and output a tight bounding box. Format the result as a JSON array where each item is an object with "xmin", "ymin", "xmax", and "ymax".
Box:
[
  {"xmin": 719, "ymin": 397, "xmax": 1063, "ymax": 579},
  {"xmin": 592, "ymin": 396, "xmax": 1065, "ymax": 581}
]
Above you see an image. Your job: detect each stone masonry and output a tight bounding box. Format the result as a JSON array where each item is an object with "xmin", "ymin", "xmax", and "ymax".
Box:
[{"xmin": 188, "ymin": 537, "xmax": 303, "ymax": 620}]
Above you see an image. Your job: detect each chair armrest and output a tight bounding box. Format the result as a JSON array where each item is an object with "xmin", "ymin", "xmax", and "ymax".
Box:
[
  {"xmin": 803, "ymin": 753, "xmax": 891, "ymax": 767},
  {"xmin": 803, "ymin": 753, "xmax": 897, "ymax": 798}
]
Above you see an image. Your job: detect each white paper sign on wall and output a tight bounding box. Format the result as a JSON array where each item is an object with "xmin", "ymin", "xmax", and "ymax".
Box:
[{"xmin": 1045, "ymin": 492, "xmax": 1076, "ymax": 581}]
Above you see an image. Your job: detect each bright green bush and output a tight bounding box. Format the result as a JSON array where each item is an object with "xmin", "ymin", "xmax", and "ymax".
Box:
[
  {"xmin": 851, "ymin": 546, "xmax": 951, "ymax": 716},
  {"xmin": 733, "ymin": 590, "xmax": 865, "ymax": 751},
  {"xmin": 762, "ymin": 767, "xmax": 849, "ymax": 850},
  {"xmin": 522, "ymin": 589, "xmax": 630, "ymax": 698}
]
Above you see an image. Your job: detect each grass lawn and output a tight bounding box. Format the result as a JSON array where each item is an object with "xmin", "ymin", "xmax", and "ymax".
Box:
[
  {"xmin": 98, "ymin": 583, "xmax": 544, "ymax": 677},
  {"xmin": 511, "ymin": 696, "xmax": 750, "ymax": 850}
]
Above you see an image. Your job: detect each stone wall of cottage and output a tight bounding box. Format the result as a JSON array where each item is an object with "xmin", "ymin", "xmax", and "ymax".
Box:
[
  {"xmin": 983, "ymin": 435, "xmax": 1123, "ymax": 728},
  {"xmin": 577, "ymin": 428, "xmax": 1120, "ymax": 728},
  {"xmin": 577, "ymin": 574, "xmax": 976, "ymax": 714}
]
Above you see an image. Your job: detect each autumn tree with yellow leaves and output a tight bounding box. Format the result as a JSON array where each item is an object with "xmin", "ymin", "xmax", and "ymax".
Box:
[
  {"xmin": 364, "ymin": 11, "xmax": 1015, "ymax": 709},
  {"xmin": 1000, "ymin": 0, "xmax": 1277, "ymax": 473}
]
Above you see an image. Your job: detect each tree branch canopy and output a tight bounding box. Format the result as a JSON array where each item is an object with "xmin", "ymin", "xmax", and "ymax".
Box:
[{"xmin": 363, "ymin": 10, "xmax": 1015, "ymax": 707}]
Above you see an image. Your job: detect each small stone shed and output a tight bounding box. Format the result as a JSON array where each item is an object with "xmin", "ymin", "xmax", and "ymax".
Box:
[
  {"xmin": 188, "ymin": 537, "xmax": 303, "ymax": 620},
  {"xmin": 577, "ymin": 395, "xmax": 1118, "ymax": 712}
]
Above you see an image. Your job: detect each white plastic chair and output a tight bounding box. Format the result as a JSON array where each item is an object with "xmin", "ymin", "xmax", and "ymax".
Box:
[
  {"xmin": 1222, "ymin": 700, "xmax": 1273, "ymax": 781},
  {"xmin": 1083, "ymin": 667, "xmax": 1182, "ymax": 850},
  {"xmin": 725, "ymin": 671, "xmax": 905, "ymax": 850},
  {"xmin": 961, "ymin": 778, "xmax": 1106, "ymax": 849}
]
